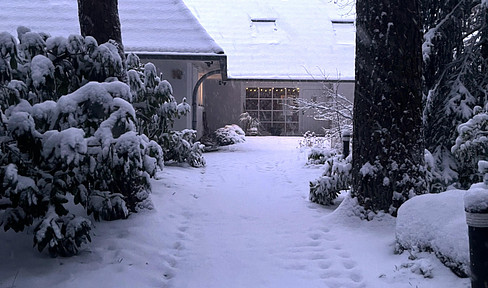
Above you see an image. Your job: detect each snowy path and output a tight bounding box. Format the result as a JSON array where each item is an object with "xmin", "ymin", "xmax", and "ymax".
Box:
[
  {"xmin": 158, "ymin": 138, "xmax": 365, "ymax": 288},
  {"xmin": 0, "ymin": 137, "xmax": 470, "ymax": 288}
]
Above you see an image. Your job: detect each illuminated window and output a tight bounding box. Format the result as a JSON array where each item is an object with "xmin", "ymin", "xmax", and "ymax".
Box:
[{"xmin": 245, "ymin": 87, "xmax": 300, "ymax": 135}]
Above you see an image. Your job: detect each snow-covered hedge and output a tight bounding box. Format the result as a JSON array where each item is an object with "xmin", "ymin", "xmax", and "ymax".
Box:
[
  {"xmin": 0, "ymin": 29, "xmax": 166, "ymax": 256},
  {"xmin": 395, "ymin": 190, "xmax": 469, "ymax": 277}
]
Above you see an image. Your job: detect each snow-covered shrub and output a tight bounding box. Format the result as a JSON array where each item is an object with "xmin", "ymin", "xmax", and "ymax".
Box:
[
  {"xmin": 162, "ymin": 129, "xmax": 205, "ymax": 167},
  {"xmin": 214, "ymin": 124, "xmax": 246, "ymax": 146},
  {"xmin": 33, "ymin": 211, "xmax": 92, "ymax": 257},
  {"xmin": 126, "ymin": 53, "xmax": 204, "ymax": 167},
  {"xmin": 309, "ymin": 152, "xmax": 352, "ymax": 205},
  {"xmin": 1, "ymin": 29, "xmax": 124, "ymax": 103},
  {"xmin": 299, "ymin": 131, "xmax": 327, "ymax": 149},
  {"xmin": 0, "ymin": 30, "xmax": 163, "ymax": 256},
  {"xmin": 307, "ymin": 147, "xmax": 336, "ymax": 165},
  {"xmin": 451, "ymin": 106, "xmax": 488, "ymax": 187},
  {"xmin": 239, "ymin": 112, "xmax": 260, "ymax": 135}
]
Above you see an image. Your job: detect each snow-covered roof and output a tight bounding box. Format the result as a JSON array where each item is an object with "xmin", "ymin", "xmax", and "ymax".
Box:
[
  {"xmin": 183, "ymin": 0, "xmax": 356, "ymax": 80},
  {"xmin": 0, "ymin": 0, "xmax": 223, "ymax": 55}
]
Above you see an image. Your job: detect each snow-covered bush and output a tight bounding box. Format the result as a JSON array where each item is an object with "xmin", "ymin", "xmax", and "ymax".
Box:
[
  {"xmin": 299, "ymin": 131, "xmax": 328, "ymax": 149},
  {"xmin": 126, "ymin": 53, "xmax": 204, "ymax": 167},
  {"xmin": 162, "ymin": 129, "xmax": 205, "ymax": 167},
  {"xmin": 307, "ymin": 147, "xmax": 336, "ymax": 165},
  {"xmin": 0, "ymin": 29, "xmax": 162, "ymax": 256},
  {"xmin": 451, "ymin": 106, "xmax": 488, "ymax": 187},
  {"xmin": 214, "ymin": 124, "xmax": 246, "ymax": 146},
  {"xmin": 310, "ymin": 150, "xmax": 438, "ymax": 205},
  {"xmin": 309, "ymin": 152, "xmax": 352, "ymax": 205},
  {"xmin": 239, "ymin": 112, "xmax": 260, "ymax": 136}
]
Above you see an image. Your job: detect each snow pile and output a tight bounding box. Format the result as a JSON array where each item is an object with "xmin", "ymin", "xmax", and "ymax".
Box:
[{"xmin": 396, "ymin": 190, "xmax": 469, "ymax": 277}]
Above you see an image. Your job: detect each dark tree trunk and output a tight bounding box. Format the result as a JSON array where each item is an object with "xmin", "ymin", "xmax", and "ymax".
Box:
[
  {"xmin": 352, "ymin": 0, "xmax": 426, "ymax": 215},
  {"xmin": 77, "ymin": 0, "xmax": 127, "ymax": 81}
]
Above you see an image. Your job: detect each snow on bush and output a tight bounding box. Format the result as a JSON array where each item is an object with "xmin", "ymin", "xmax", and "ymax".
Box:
[
  {"xmin": 307, "ymin": 147, "xmax": 336, "ymax": 165},
  {"xmin": 310, "ymin": 148, "xmax": 443, "ymax": 208},
  {"xmin": 126, "ymin": 53, "xmax": 204, "ymax": 167},
  {"xmin": 214, "ymin": 124, "xmax": 246, "ymax": 146},
  {"xmin": 452, "ymin": 106, "xmax": 488, "ymax": 187},
  {"xmin": 309, "ymin": 152, "xmax": 352, "ymax": 205},
  {"xmin": 395, "ymin": 190, "xmax": 469, "ymax": 277},
  {"xmin": 299, "ymin": 131, "xmax": 328, "ymax": 150},
  {"xmin": 0, "ymin": 29, "xmax": 168, "ymax": 256},
  {"xmin": 162, "ymin": 129, "xmax": 205, "ymax": 167},
  {"xmin": 30, "ymin": 55, "xmax": 54, "ymax": 90}
]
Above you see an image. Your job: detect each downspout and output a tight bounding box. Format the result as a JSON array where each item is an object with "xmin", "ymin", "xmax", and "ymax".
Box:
[{"xmin": 191, "ymin": 69, "xmax": 221, "ymax": 130}]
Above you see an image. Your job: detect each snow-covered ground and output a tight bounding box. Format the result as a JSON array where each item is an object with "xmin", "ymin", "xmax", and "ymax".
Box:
[{"xmin": 0, "ymin": 137, "xmax": 470, "ymax": 288}]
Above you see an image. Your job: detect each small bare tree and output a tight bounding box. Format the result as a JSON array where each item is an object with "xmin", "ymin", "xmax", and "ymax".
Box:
[{"xmin": 290, "ymin": 80, "xmax": 353, "ymax": 148}]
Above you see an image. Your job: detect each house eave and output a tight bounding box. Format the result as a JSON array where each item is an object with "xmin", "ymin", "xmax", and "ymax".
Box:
[{"xmin": 133, "ymin": 52, "xmax": 228, "ymax": 80}]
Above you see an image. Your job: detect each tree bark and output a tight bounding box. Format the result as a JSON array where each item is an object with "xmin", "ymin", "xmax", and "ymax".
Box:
[
  {"xmin": 77, "ymin": 0, "xmax": 126, "ymax": 81},
  {"xmin": 352, "ymin": 0, "xmax": 426, "ymax": 215}
]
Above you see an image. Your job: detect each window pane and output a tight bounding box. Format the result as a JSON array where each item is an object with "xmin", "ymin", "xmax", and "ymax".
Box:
[
  {"xmin": 287, "ymin": 98, "xmax": 298, "ymax": 106},
  {"xmin": 246, "ymin": 87, "xmax": 258, "ymax": 98},
  {"xmin": 246, "ymin": 99, "xmax": 258, "ymax": 110},
  {"xmin": 273, "ymin": 100, "xmax": 283, "ymax": 110},
  {"xmin": 273, "ymin": 111, "xmax": 285, "ymax": 121},
  {"xmin": 259, "ymin": 111, "xmax": 272, "ymax": 121},
  {"xmin": 269, "ymin": 124, "xmax": 285, "ymax": 136},
  {"xmin": 285, "ymin": 123, "xmax": 299, "ymax": 135},
  {"xmin": 260, "ymin": 99, "xmax": 272, "ymax": 110},
  {"xmin": 285, "ymin": 112, "xmax": 298, "ymax": 122},
  {"xmin": 248, "ymin": 111, "xmax": 258, "ymax": 119},
  {"xmin": 273, "ymin": 88, "xmax": 286, "ymax": 99},
  {"xmin": 260, "ymin": 88, "xmax": 272, "ymax": 98},
  {"xmin": 286, "ymin": 88, "xmax": 299, "ymax": 98}
]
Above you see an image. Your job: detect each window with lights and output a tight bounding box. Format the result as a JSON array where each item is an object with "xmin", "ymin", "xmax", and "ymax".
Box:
[{"xmin": 245, "ymin": 87, "xmax": 299, "ymax": 135}]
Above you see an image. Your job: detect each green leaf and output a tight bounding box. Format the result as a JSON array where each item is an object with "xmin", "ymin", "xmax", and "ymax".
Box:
[{"xmin": 10, "ymin": 57, "xmax": 17, "ymax": 70}]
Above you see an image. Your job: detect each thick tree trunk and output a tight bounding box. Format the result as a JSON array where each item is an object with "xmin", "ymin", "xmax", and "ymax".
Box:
[
  {"xmin": 352, "ymin": 0, "xmax": 426, "ymax": 215},
  {"xmin": 77, "ymin": 0, "xmax": 123, "ymax": 48},
  {"xmin": 77, "ymin": 0, "xmax": 126, "ymax": 81}
]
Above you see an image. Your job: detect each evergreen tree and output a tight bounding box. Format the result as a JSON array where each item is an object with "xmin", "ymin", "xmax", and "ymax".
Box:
[
  {"xmin": 352, "ymin": 0, "xmax": 426, "ymax": 215},
  {"xmin": 422, "ymin": 0, "xmax": 488, "ymax": 189}
]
